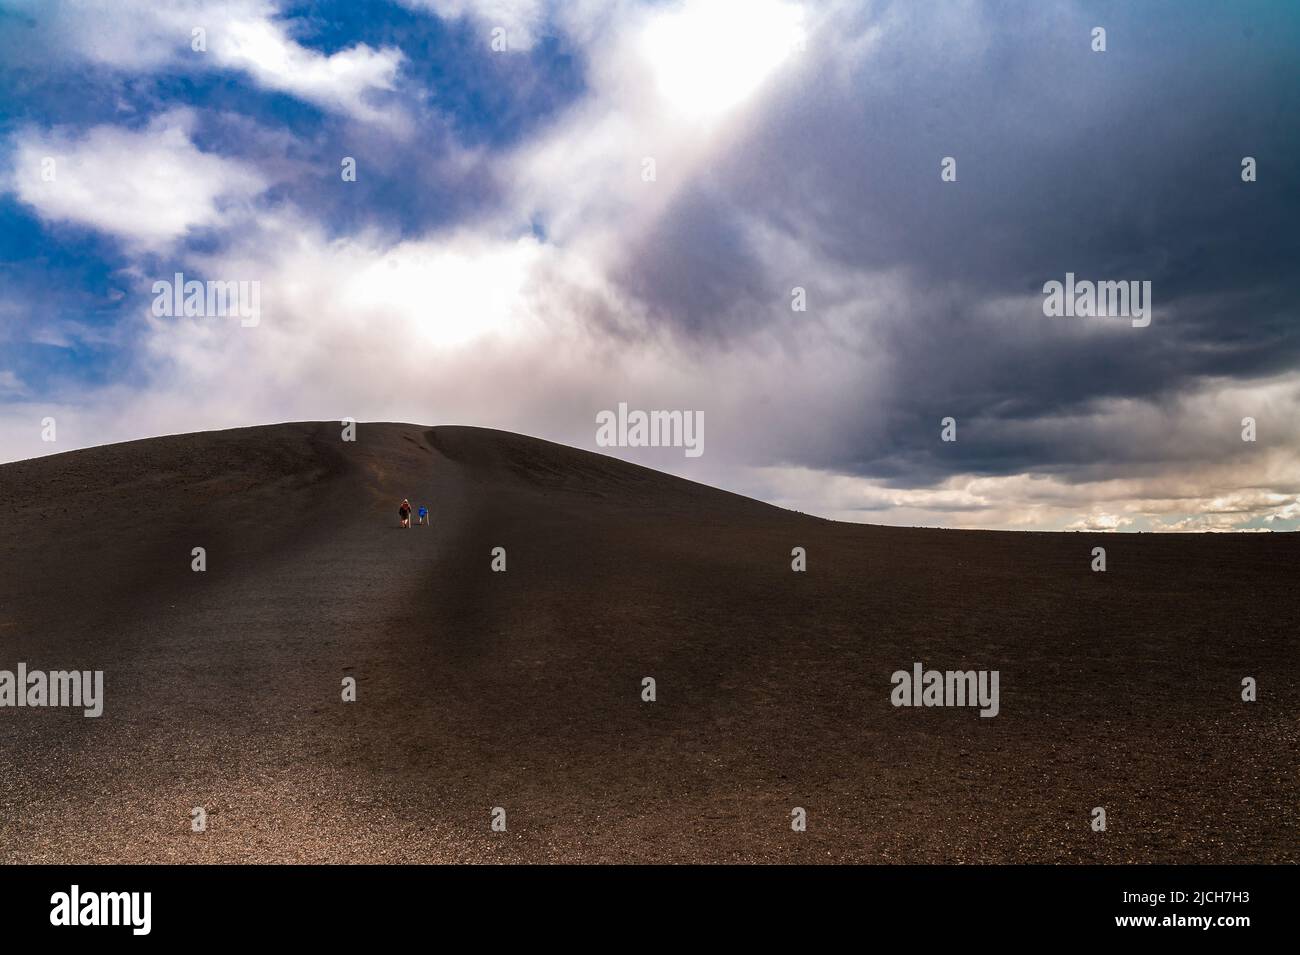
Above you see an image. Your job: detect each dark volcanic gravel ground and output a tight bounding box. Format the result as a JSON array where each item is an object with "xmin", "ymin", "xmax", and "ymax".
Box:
[{"xmin": 0, "ymin": 422, "xmax": 1295, "ymax": 862}]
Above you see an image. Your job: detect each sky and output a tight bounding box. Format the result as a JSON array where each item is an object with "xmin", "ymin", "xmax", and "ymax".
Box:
[{"xmin": 0, "ymin": 0, "xmax": 1297, "ymax": 531}]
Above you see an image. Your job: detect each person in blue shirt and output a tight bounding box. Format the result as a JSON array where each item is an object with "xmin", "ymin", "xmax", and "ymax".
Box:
[{"xmin": 416, "ymin": 504, "xmax": 429, "ymax": 526}]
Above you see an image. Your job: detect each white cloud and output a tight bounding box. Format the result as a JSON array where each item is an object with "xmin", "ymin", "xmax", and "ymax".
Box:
[
  {"xmin": 17, "ymin": 0, "xmax": 404, "ymax": 125},
  {"xmin": 7, "ymin": 114, "xmax": 268, "ymax": 250},
  {"xmin": 209, "ymin": 12, "xmax": 404, "ymax": 125},
  {"xmin": 1064, "ymin": 513, "xmax": 1135, "ymax": 532},
  {"xmin": 750, "ymin": 458, "xmax": 1300, "ymax": 533}
]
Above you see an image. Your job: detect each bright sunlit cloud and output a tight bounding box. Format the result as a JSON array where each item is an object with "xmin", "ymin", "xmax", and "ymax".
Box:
[
  {"xmin": 339, "ymin": 235, "xmax": 545, "ymax": 348},
  {"xmin": 639, "ymin": 0, "xmax": 806, "ymax": 123}
]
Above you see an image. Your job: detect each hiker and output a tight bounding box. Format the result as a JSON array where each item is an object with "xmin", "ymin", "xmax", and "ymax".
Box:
[
  {"xmin": 399, "ymin": 498, "xmax": 412, "ymax": 528},
  {"xmin": 417, "ymin": 504, "xmax": 429, "ymax": 526}
]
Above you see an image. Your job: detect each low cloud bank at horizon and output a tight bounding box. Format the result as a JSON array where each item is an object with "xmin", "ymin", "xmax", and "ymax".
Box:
[{"xmin": 1, "ymin": 0, "xmax": 1297, "ymax": 531}]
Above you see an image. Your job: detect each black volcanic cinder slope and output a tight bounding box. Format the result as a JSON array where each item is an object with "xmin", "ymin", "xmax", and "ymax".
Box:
[{"xmin": 0, "ymin": 422, "xmax": 1296, "ymax": 863}]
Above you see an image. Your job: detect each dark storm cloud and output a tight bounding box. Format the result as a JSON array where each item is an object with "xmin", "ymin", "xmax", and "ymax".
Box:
[
  {"xmin": 610, "ymin": 0, "xmax": 1300, "ymax": 486},
  {"xmin": 612, "ymin": 183, "xmax": 779, "ymax": 341}
]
